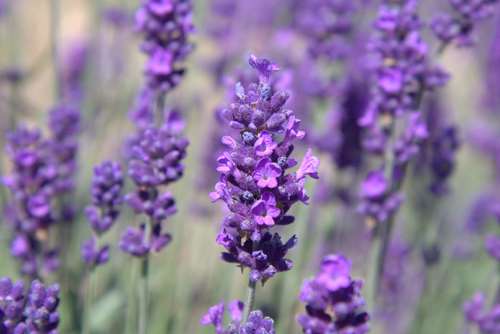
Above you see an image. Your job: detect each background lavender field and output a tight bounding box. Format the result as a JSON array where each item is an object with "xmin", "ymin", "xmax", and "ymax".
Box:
[{"xmin": 0, "ymin": 1, "xmax": 499, "ymax": 333}]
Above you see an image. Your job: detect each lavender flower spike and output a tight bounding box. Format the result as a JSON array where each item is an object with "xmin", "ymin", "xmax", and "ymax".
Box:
[
  {"xmin": 120, "ymin": 111, "xmax": 188, "ymax": 257},
  {"xmin": 81, "ymin": 161, "xmax": 124, "ymax": 267},
  {"xmin": 431, "ymin": 0, "xmax": 500, "ymax": 48},
  {"xmin": 135, "ymin": 0, "xmax": 195, "ymax": 93},
  {"xmin": 211, "ymin": 55, "xmax": 319, "ymax": 284},
  {"xmin": 3, "ymin": 127, "xmax": 60, "ymax": 277},
  {"xmin": 297, "ymin": 254, "xmax": 369, "ymax": 334},
  {"xmin": 201, "ymin": 300, "xmax": 275, "ymax": 334}
]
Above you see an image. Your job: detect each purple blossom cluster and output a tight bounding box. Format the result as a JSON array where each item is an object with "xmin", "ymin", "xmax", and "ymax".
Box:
[
  {"xmin": 120, "ymin": 112, "xmax": 188, "ymax": 257},
  {"xmin": 201, "ymin": 300, "xmax": 275, "ymax": 334},
  {"xmin": 81, "ymin": 161, "xmax": 124, "ymax": 267},
  {"xmin": 358, "ymin": 170, "xmax": 403, "ymax": 224},
  {"xmin": 210, "ymin": 55, "xmax": 319, "ymax": 284},
  {"xmin": 295, "ymin": 0, "xmax": 357, "ymax": 61},
  {"xmin": 431, "ymin": 0, "xmax": 500, "ymax": 48},
  {"xmin": 361, "ymin": 1, "xmax": 447, "ymax": 131},
  {"xmin": 47, "ymin": 104, "xmax": 81, "ymax": 196},
  {"xmin": 358, "ymin": 0, "xmax": 449, "ymax": 224},
  {"xmin": 3, "ymin": 128, "xmax": 60, "ymax": 277},
  {"xmin": 464, "ymin": 293, "xmax": 500, "ymax": 334},
  {"xmin": 135, "ymin": 0, "xmax": 194, "ymax": 94},
  {"xmin": 0, "ymin": 277, "xmax": 60, "ymax": 333},
  {"xmin": 297, "ymin": 254, "xmax": 369, "ymax": 334}
]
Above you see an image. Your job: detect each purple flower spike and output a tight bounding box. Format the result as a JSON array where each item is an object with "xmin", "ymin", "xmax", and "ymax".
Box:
[
  {"xmin": 81, "ymin": 161, "xmax": 123, "ymax": 268},
  {"xmin": 201, "ymin": 301, "xmax": 274, "ymax": 334},
  {"xmin": 4, "ymin": 126, "xmax": 63, "ymax": 277},
  {"xmin": 211, "ymin": 56, "xmax": 319, "ymax": 283},
  {"xmin": 431, "ymin": 0, "xmax": 500, "ymax": 48},
  {"xmin": 135, "ymin": 0, "xmax": 194, "ymax": 93},
  {"xmin": 297, "ymin": 254, "xmax": 369, "ymax": 334}
]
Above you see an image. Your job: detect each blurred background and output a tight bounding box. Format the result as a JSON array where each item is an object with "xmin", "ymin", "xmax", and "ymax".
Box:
[{"xmin": 0, "ymin": 1, "xmax": 499, "ymax": 333}]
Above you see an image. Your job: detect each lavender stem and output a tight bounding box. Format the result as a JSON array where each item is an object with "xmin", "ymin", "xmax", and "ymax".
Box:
[
  {"xmin": 138, "ymin": 255, "xmax": 149, "ymax": 334},
  {"xmin": 138, "ymin": 219, "xmax": 152, "ymax": 334},
  {"xmin": 83, "ymin": 269, "xmax": 94, "ymax": 334},
  {"xmin": 50, "ymin": 0, "xmax": 60, "ymax": 100},
  {"xmin": 244, "ymin": 276, "xmax": 256, "ymax": 323}
]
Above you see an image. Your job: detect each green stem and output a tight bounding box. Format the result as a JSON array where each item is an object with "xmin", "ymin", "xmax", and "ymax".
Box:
[
  {"xmin": 83, "ymin": 268, "xmax": 94, "ymax": 334},
  {"xmin": 243, "ymin": 276, "xmax": 256, "ymax": 323},
  {"xmin": 138, "ymin": 255, "xmax": 150, "ymax": 334},
  {"xmin": 138, "ymin": 219, "xmax": 152, "ymax": 334},
  {"xmin": 50, "ymin": 0, "xmax": 60, "ymax": 100}
]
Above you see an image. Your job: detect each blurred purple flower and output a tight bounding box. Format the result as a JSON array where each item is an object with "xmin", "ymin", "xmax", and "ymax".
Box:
[
  {"xmin": 431, "ymin": 0, "xmax": 500, "ymax": 47},
  {"xmin": 297, "ymin": 254, "xmax": 369, "ymax": 334},
  {"xmin": 201, "ymin": 300, "xmax": 274, "ymax": 334},
  {"xmin": 3, "ymin": 127, "xmax": 61, "ymax": 277},
  {"xmin": 59, "ymin": 40, "xmax": 89, "ymax": 103},
  {"xmin": 464, "ymin": 292, "xmax": 500, "ymax": 334},
  {"xmin": 358, "ymin": 170, "xmax": 403, "ymax": 224},
  {"xmin": 120, "ymin": 112, "xmax": 188, "ymax": 257},
  {"xmin": 135, "ymin": 0, "xmax": 194, "ymax": 93}
]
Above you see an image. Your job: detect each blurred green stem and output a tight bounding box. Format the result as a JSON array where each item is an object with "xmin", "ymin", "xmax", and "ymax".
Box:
[
  {"xmin": 367, "ymin": 216, "xmax": 394, "ymax": 308},
  {"xmin": 50, "ymin": 0, "xmax": 60, "ymax": 100},
  {"xmin": 83, "ymin": 268, "xmax": 95, "ymax": 334},
  {"xmin": 243, "ymin": 276, "xmax": 256, "ymax": 323},
  {"xmin": 138, "ymin": 220, "xmax": 152, "ymax": 334},
  {"xmin": 138, "ymin": 255, "xmax": 150, "ymax": 334}
]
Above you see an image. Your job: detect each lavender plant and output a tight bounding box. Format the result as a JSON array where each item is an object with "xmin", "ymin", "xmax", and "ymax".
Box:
[
  {"xmin": 118, "ymin": 1, "xmax": 194, "ymax": 333},
  {"xmin": 359, "ymin": 0, "xmax": 449, "ymax": 302},
  {"xmin": 205, "ymin": 54, "xmax": 319, "ymax": 325}
]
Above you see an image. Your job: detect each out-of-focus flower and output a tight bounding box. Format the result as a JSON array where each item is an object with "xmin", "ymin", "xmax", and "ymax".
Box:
[
  {"xmin": 48, "ymin": 104, "xmax": 81, "ymax": 195},
  {"xmin": 103, "ymin": 6, "xmax": 131, "ymax": 28},
  {"xmin": 464, "ymin": 292, "xmax": 500, "ymax": 334},
  {"xmin": 358, "ymin": 170, "xmax": 403, "ymax": 224},
  {"xmin": 485, "ymin": 234, "xmax": 500, "ymax": 261},
  {"xmin": 85, "ymin": 161, "xmax": 124, "ymax": 234},
  {"xmin": 297, "ymin": 254, "xmax": 369, "ymax": 334},
  {"xmin": 201, "ymin": 300, "xmax": 275, "ymax": 334},
  {"xmin": 3, "ymin": 127, "xmax": 60, "ymax": 277},
  {"xmin": 81, "ymin": 161, "xmax": 123, "ymax": 267},
  {"xmin": 295, "ymin": 0, "xmax": 357, "ymax": 61},
  {"xmin": 59, "ymin": 40, "xmax": 89, "ymax": 103},
  {"xmin": 135, "ymin": 0, "xmax": 194, "ymax": 93},
  {"xmin": 210, "ymin": 55, "xmax": 319, "ymax": 284},
  {"xmin": 431, "ymin": 0, "xmax": 500, "ymax": 47},
  {"xmin": 120, "ymin": 112, "xmax": 188, "ymax": 257},
  {"xmin": 361, "ymin": 0, "xmax": 448, "ymax": 131}
]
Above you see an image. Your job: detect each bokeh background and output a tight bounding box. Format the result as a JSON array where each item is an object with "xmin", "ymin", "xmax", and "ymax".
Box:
[{"xmin": 0, "ymin": 1, "xmax": 499, "ymax": 333}]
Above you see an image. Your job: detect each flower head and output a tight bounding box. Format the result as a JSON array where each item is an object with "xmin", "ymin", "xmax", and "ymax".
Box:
[
  {"xmin": 297, "ymin": 254, "xmax": 369, "ymax": 334},
  {"xmin": 211, "ymin": 56, "xmax": 319, "ymax": 283}
]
